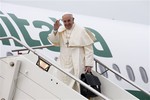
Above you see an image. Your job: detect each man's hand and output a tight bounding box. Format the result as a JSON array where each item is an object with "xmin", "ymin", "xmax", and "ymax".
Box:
[
  {"xmin": 54, "ymin": 19, "xmax": 60, "ymax": 31},
  {"xmin": 85, "ymin": 66, "xmax": 92, "ymax": 73}
]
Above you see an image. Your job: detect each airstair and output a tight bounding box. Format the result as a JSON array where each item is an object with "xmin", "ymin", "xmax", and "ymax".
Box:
[{"xmin": 0, "ymin": 36, "xmax": 149, "ymax": 100}]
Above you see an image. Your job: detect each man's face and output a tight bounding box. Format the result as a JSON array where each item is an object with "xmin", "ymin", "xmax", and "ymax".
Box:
[{"xmin": 62, "ymin": 14, "xmax": 74, "ymax": 30}]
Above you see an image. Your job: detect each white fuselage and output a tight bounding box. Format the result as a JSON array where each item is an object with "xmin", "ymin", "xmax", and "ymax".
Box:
[{"xmin": 0, "ymin": 3, "xmax": 149, "ymax": 92}]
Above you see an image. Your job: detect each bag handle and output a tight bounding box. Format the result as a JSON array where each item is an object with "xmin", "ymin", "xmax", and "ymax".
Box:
[{"xmin": 85, "ymin": 72, "xmax": 93, "ymax": 75}]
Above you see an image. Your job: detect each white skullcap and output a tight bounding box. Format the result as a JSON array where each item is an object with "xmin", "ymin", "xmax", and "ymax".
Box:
[{"xmin": 62, "ymin": 12, "xmax": 73, "ymax": 17}]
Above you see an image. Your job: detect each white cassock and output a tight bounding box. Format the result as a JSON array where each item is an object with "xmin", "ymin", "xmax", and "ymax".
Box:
[{"xmin": 48, "ymin": 24, "xmax": 96, "ymax": 92}]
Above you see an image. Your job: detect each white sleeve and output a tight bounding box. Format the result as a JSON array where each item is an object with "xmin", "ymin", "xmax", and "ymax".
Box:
[
  {"xmin": 84, "ymin": 44, "xmax": 94, "ymax": 67},
  {"xmin": 47, "ymin": 30, "xmax": 60, "ymax": 45}
]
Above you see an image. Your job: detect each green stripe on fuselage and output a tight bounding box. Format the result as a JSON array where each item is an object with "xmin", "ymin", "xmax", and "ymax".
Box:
[{"xmin": 127, "ymin": 90, "xmax": 150, "ymax": 100}]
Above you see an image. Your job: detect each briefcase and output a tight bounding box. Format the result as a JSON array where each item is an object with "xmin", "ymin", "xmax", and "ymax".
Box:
[{"xmin": 80, "ymin": 72, "xmax": 101, "ymax": 98}]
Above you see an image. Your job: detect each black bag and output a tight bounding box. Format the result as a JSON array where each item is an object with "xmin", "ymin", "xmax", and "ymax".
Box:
[{"xmin": 80, "ymin": 72, "xmax": 101, "ymax": 98}]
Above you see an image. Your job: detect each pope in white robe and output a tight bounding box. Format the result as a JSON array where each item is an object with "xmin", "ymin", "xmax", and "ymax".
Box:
[{"xmin": 47, "ymin": 13, "xmax": 96, "ymax": 92}]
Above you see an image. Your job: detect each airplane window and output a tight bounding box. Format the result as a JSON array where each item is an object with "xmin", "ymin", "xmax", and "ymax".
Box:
[
  {"xmin": 99, "ymin": 64, "xmax": 108, "ymax": 78},
  {"xmin": 139, "ymin": 67, "xmax": 148, "ymax": 83},
  {"xmin": 112, "ymin": 64, "xmax": 121, "ymax": 81},
  {"xmin": 126, "ymin": 65, "xmax": 135, "ymax": 82}
]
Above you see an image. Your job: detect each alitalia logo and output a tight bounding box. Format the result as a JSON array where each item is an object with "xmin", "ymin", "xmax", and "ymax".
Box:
[{"xmin": 0, "ymin": 10, "xmax": 112, "ymax": 57}]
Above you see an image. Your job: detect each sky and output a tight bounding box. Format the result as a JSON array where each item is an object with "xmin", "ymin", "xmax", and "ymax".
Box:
[{"xmin": 1, "ymin": 0, "xmax": 150, "ymax": 25}]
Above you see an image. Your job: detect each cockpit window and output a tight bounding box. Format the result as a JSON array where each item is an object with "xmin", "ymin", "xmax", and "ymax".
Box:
[
  {"xmin": 139, "ymin": 67, "xmax": 148, "ymax": 83},
  {"xmin": 112, "ymin": 64, "xmax": 121, "ymax": 81},
  {"xmin": 126, "ymin": 65, "xmax": 135, "ymax": 82}
]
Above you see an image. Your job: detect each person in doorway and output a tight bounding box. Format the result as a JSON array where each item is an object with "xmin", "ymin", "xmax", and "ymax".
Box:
[{"xmin": 47, "ymin": 12, "xmax": 96, "ymax": 92}]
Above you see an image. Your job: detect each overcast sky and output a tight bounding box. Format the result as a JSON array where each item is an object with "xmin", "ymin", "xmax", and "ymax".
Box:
[{"xmin": 1, "ymin": 0, "xmax": 150, "ymax": 25}]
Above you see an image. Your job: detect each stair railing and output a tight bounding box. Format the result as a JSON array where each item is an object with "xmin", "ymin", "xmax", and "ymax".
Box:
[{"xmin": 94, "ymin": 58, "xmax": 150, "ymax": 96}]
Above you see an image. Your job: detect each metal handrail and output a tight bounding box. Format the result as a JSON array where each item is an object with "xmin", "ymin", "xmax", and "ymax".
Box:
[
  {"xmin": 94, "ymin": 58, "xmax": 150, "ymax": 96},
  {"xmin": 10, "ymin": 38, "xmax": 150, "ymax": 96},
  {"xmin": 12, "ymin": 45, "xmax": 55, "ymax": 52},
  {"xmin": 0, "ymin": 36, "xmax": 111, "ymax": 100}
]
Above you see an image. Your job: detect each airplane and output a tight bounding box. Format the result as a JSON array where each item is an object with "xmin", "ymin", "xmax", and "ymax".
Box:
[{"xmin": 0, "ymin": 2, "xmax": 150, "ymax": 100}]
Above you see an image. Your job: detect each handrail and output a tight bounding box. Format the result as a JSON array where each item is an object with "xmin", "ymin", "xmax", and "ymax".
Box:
[
  {"xmin": 10, "ymin": 38, "xmax": 150, "ymax": 96},
  {"xmin": 12, "ymin": 45, "xmax": 55, "ymax": 52},
  {"xmin": 0, "ymin": 36, "xmax": 111, "ymax": 100},
  {"xmin": 94, "ymin": 58, "xmax": 150, "ymax": 96}
]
